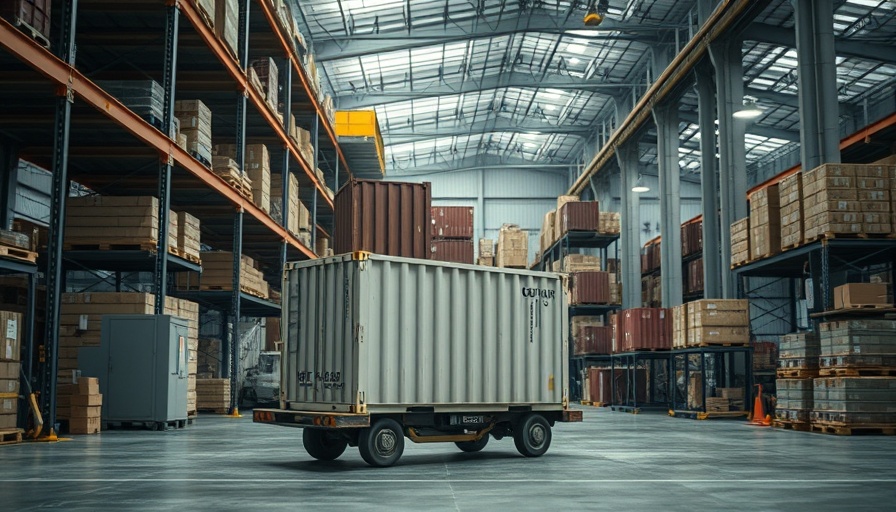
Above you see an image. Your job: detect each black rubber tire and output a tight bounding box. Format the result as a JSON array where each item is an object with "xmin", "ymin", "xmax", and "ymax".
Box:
[
  {"xmin": 358, "ymin": 418, "xmax": 405, "ymax": 467},
  {"xmin": 303, "ymin": 428, "xmax": 349, "ymax": 461},
  {"xmin": 455, "ymin": 434, "xmax": 489, "ymax": 453},
  {"xmin": 513, "ymin": 414, "xmax": 552, "ymax": 457}
]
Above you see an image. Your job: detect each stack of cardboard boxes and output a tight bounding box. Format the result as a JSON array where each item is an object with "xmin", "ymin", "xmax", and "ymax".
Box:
[
  {"xmin": 175, "ymin": 99, "xmax": 213, "ymax": 165},
  {"xmin": 685, "ymin": 299, "xmax": 750, "ymax": 347},
  {"xmin": 0, "ymin": 311, "xmax": 21, "ymax": 432},
  {"xmin": 63, "ymin": 378, "xmax": 102, "ymax": 435},
  {"xmin": 176, "ymin": 211, "xmax": 201, "ymax": 263},
  {"xmin": 64, "ymin": 196, "xmax": 178, "ymax": 254},
  {"xmin": 477, "ymin": 239, "xmax": 495, "ymax": 266},
  {"xmin": 176, "ymin": 251, "xmax": 269, "ymax": 300},
  {"xmin": 496, "ymin": 224, "xmax": 528, "ymax": 268},
  {"xmin": 730, "ymin": 218, "xmax": 750, "ymax": 266},
  {"xmin": 779, "ymin": 172, "xmax": 804, "ymax": 249},
  {"xmin": 216, "ymin": 144, "xmax": 271, "ymax": 213},
  {"xmin": 749, "ymin": 184, "xmax": 781, "ymax": 260},
  {"xmin": 271, "ymin": 172, "xmax": 301, "ymax": 235},
  {"xmin": 196, "ymin": 378, "xmax": 231, "ymax": 413}
]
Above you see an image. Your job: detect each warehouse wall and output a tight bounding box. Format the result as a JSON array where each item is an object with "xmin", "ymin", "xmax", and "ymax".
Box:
[
  {"xmin": 390, "ymin": 168, "xmax": 568, "ymax": 262},
  {"xmin": 14, "ymin": 160, "xmax": 51, "ymax": 224}
]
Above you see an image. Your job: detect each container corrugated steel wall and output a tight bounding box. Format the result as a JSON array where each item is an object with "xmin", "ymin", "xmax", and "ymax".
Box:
[
  {"xmin": 334, "ymin": 179, "xmax": 432, "ymax": 258},
  {"xmin": 283, "ymin": 254, "xmax": 567, "ymax": 412},
  {"xmin": 431, "ymin": 206, "xmax": 474, "ymax": 239},
  {"xmin": 430, "ymin": 239, "xmax": 474, "ymax": 264}
]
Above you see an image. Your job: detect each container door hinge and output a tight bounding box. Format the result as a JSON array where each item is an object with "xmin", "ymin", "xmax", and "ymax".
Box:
[{"xmin": 355, "ymin": 324, "xmax": 363, "ymax": 343}]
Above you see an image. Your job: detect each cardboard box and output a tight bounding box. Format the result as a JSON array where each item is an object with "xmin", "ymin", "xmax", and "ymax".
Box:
[
  {"xmin": 68, "ymin": 416, "xmax": 100, "ymax": 435},
  {"xmin": 833, "ymin": 283, "xmax": 889, "ymax": 309},
  {"xmin": 0, "ymin": 397, "xmax": 16, "ymax": 414},
  {"xmin": 69, "ymin": 405, "xmax": 102, "ymax": 419},
  {"xmin": 0, "ymin": 310, "xmax": 21, "ymax": 361},
  {"xmin": 77, "ymin": 377, "xmax": 100, "ymax": 395},
  {"xmin": 0, "ymin": 377, "xmax": 19, "ymax": 395},
  {"xmin": 71, "ymin": 393, "xmax": 103, "ymax": 407},
  {"xmin": 0, "ymin": 361, "xmax": 18, "ymax": 379},
  {"xmin": 0, "ymin": 412, "xmax": 16, "ymax": 429}
]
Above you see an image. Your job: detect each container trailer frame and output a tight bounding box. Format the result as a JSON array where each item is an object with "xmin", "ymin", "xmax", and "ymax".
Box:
[{"xmin": 254, "ymin": 252, "xmax": 582, "ymax": 467}]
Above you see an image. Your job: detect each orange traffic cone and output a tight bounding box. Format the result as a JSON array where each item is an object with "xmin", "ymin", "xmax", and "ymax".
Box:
[{"xmin": 749, "ymin": 384, "xmax": 771, "ymax": 427}]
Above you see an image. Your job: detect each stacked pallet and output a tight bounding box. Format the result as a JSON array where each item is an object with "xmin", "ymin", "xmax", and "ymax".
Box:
[
  {"xmin": 685, "ymin": 299, "xmax": 750, "ymax": 347},
  {"xmin": 803, "ymin": 163, "xmax": 894, "ymax": 240},
  {"xmin": 641, "ymin": 274, "xmax": 662, "ymax": 308},
  {"xmin": 496, "ymin": 224, "xmax": 528, "ymax": 268},
  {"xmin": 572, "ymin": 316, "xmax": 612, "ymax": 356},
  {"xmin": 214, "ymin": 0, "xmax": 238, "ymax": 58},
  {"xmin": 730, "ymin": 218, "xmax": 750, "ymax": 266},
  {"xmin": 775, "ymin": 378, "xmax": 814, "ymax": 428},
  {"xmin": 271, "ymin": 172, "xmax": 300, "ymax": 234},
  {"xmin": 176, "ymin": 211, "xmax": 201, "ymax": 263},
  {"xmin": 250, "ymin": 58, "xmax": 279, "ymax": 112},
  {"xmin": 615, "ymin": 308, "xmax": 671, "ymax": 352},
  {"xmin": 0, "ymin": 311, "xmax": 21, "ymax": 433},
  {"xmin": 599, "ymin": 212, "xmax": 621, "ymax": 235},
  {"xmin": 175, "ymin": 99, "xmax": 212, "ymax": 165},
  {"xmin": 540, "ymin": 210, "xmax": 556, "ymax": 256},
  {"xmin": 64, "ymin": 196, "xmax": 177, "ymax": 254},
  {"xmin": 430, "ymin": 206, "xmax": 475, "ymax": 265},
  {"xmin": 196, "ymin": 378, "xmax": 231, "ymax": 413},
  {"xmin": 60, "ymin": 378, "xmax": 102, "ymax": 435},
  {"xmin": 819, "ymin": 319, "xmax": 896, "ymax": 372},
  {"xmin": 569, "ymin": 271, "xmax": 611, "ymax": 305},
  {"xmin": 176, "ymin": 251, "xmax": 269, "ymax": 299},
  {"xmin": 671, "ymin": 304, "xmax": 687, "ymax": 349},
  {"xmin": 215, "ymin": 144, "xmax": 270, "ymax": 212},
  {"xmin": 477, "ymin": 238, "xmax": 495, "ymax": 266},
  {"xmin": 197, "ymin": 338, "xmax": 222, "ymax": 379},
  {"xmin": 811, "ymin": 377, "xmax": 896, "ymax": 435},
  {"xmin": 779, "ymin": 172, "xmax": 804, "ymax": 249},
  {"xmin": 55, "ymin": 293, "xmax": 200, "ymax": 421},
  {"xmin": 749, "ymin": 184, "xmax": 781, "ymax": 260},
  {"xmin": 97, "ymin": 80, "xmax": 165, "ymax": 130},
  {"xmin": 681, "ymin": 217, "xmax": 703, "ymax": 257}
]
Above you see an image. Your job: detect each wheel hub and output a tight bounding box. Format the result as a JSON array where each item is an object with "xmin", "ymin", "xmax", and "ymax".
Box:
[
  {"xmin": 529, "ymin": 425, "xmax": 545, "ymax": 446},
  {"xmin": 376, "ymin": 430, "xmax": 397, "ymax": 455}
]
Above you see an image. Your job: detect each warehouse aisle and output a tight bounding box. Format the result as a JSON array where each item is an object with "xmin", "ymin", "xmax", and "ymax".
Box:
[{"xmin": 0, "ymin": 408, "xmax": 894, "ymax": 511}]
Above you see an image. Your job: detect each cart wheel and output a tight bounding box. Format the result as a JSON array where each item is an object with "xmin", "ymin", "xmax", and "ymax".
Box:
[
  {"xmin": 303, "ymin": 428, "xmax": 348, "ymax": 461},
  {"xmin": 513, "ymin": 414, "xmax": 551, "ymax": 457},
  {"xmin": 358, "ymin": 418, "xmax": 405, "ymax": 467},
  {"xmin": 455, "ymin": 434, "xmax": 489, "ymax": 453}
]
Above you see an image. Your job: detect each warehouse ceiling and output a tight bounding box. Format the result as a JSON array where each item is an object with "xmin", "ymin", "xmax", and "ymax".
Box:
[{"xmin": 292, "ymin": 0, "xmax": 896, "ymax": 177}]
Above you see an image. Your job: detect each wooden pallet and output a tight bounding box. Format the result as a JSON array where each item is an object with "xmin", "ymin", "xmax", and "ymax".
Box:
[
  {"xmin": 780, "ymin": 242, "xmax": 802, "ymax": 252},
  {"xmin": 580, "ymin": 401, "xmax": 608, "ymax": 407},
  {"xmin": 0, "ymin": 428, "xmax": 24, "ymax": 446},
  {"xmin": 776, "ymin": 368, "xmax": 820, "ymax": 379},
  {"xmin": 690, "ymin": 342, "xmax": 750, "ymax": 348},
  {"xmin": 810, "ymin": 422, "xmax": 896, "ymax": 436},
  {"xmin": 0, "ymin": 244, "xmax": 38, "ymax": 264},
  {"xmin": 180, "ymin": 252, "xmax": 202, "ymax": 265},
  {"xmin": 819, "ymin": 366, "xmax": 896, "ymax": 377},
  {"xmin": 64, "ymin": 241, "xmax": 158, "ymax": 252},
  {"xmin": 805, "ymin": 231, "xmax": 896, "ymax": 243},
  {"xmin": 773, "ymin": 420, "xmax": 811, "ymax": 432},
  {"xmin": 179, "ymin": 283, "xmax": 267, "ymax": 299}
]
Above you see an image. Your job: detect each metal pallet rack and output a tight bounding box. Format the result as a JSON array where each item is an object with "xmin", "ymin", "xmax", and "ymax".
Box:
[
  {"xmin": 609, "ymin": 351, "xmax": 673, "ymax": 414},
  {"xmin": 0, "ymin": 257, "xmax": 37, "ymax": 429},
  {"xmin": 669, "ymin": 345, "xmax": 753, "ymax": 420},
  {"xmin": 0, "ymin": 0, "xmax": 353, "ymax": 435},
  {"xmin": 534, "ymin": 230, "xmax": 620, "ymax": 402}
]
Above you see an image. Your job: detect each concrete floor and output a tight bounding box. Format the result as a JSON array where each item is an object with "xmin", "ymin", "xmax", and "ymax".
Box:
[{"xmin": 1, "ymin": 407, "xmax": 895, "ymax": 511}]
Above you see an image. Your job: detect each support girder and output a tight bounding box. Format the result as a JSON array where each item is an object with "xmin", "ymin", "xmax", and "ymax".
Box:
[
  {"xmin": 384, "ymin": 118, "xmax": 592, "ymax": 145},
  {"xmin": 313, "ymin": 16, "xmax": 660, "ymax": 62},
  {"xmin": 387, "ymin": 154, "xmax": 572, "ymax": 176},
  {"xmin": 743, "ymin": 22, "xmax": 896, "ymax": 65},
  {"xmin": 336, "ymin": 72, "xmax": 629, "ymax": 109},
  {"xmin": 678, "ymin": 110, "xmax": 800, "ymax": 141}
]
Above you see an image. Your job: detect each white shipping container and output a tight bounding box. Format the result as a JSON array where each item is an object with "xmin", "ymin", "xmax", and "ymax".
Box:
[{"xmin": 282, "ymin": 253, "xmax": 569, "ymax": 414}]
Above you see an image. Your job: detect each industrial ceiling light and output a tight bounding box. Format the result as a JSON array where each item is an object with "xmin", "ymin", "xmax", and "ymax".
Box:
[
  {"xmin": 631, "ymin": 174, "xmax": 650, "ymax": 193},
  {"xmin": 734, "ymin": 99, "xmax": 762, "ymax": 119}
]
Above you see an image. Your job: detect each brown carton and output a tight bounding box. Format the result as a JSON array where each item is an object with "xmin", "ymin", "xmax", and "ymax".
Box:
[
  {"xmin": 833, "ymin": 283, "xmax": 889, "ymax": 310},
  {"xmin": 77, "ymin": 377, "xmax": 100, "ymax": 395}
]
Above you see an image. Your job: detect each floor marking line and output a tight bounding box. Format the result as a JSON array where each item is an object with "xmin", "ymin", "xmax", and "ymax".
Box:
[{"xmin": 4, "ymin": 479, "xmax": 896, "ymax": 484}]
